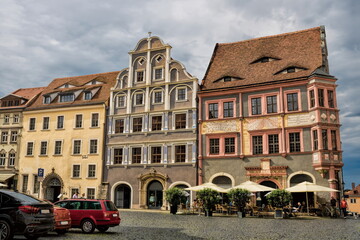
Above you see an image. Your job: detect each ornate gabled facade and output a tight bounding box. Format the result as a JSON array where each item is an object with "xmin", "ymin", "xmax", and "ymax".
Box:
[
  {"xmin": 18, "ymin": 72, "xmax": 117, "ymax": 201},
  {"xmin": 106, "ymin": 36, "xmax": 198, "ymax": 209},
  {"xmin": 198, "ymin": 26, "xmax": 343, "ymax": 205},
  {"xmin": 0, "ymin": 87, "xmax": 45, "ymax": 189}
]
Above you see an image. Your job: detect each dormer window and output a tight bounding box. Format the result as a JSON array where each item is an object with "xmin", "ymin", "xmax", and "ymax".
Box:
[
  {"xmin": 91, "ymin": 80, "xmax": 96, "ymax": 85},
  {"xmin": 84, "ymin": 92, "xmax": 92, "ymax": 100},
  {"xmin": 44, "ymin": 96, "xmax": 51, "ymax": 104},
  {"xmin": 287, "ymin": 67, "xmax": 295, "ymax": 73},
  {"xmin": 64, "ymin": 84, "xmax": 69, "ymax": 88},
  {"xmin": 251, "ymin": 56, "xmax": 280, "ymax": 64},
  {"xmin": 224, "ymin": 77, "xmax": 231, "ymax": 82},
  {"xmin": 213, "ymin": 76, "xmax": 243, "ymax": 83},
  {"xmin": 275, "ymin": 66, "xmax": 307, "ymax": 75},
  {"xmin": 60, "ymin": 93, "xmax": 74, "ymax": 102}
]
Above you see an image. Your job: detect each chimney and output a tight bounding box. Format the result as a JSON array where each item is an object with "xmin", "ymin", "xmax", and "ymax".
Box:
[{"xmin": 352, "ymin": 182, "xmax": 355, "ymax": 190}]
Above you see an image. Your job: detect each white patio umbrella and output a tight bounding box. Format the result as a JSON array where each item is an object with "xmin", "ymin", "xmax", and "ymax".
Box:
[
  {"xmin": 0, "ymin": 183, "xmax": 7, "ymax": 187},
  {"xmin": 285, "ymin": 181, "xmax": 339, "ymax": 214},
  {"xmin": 185, "ymin": 182, "xmax": 228, "ymax": 193},
  {"xmin": 226, "ymin": 181, "xmax": 276, "ymax": 192}
]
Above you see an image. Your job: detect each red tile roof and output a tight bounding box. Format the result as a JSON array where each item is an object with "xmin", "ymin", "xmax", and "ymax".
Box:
[
  {"xmin": 0, "ymin": 87, "xmax": 45, "ymax": 109},
  {"xmin": 12, "ymin": 87, "xmax": 46, "ymax": 100},
  {"xmin": 201, "ymin": 27, "xmax": 326, "ymax": 90},
  {"xmin": 26, "ymin": 71, "xmax": 119, "ymax": 110}
]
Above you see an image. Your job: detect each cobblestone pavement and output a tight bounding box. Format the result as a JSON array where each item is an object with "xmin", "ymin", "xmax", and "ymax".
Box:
[{"xmin": 14, "ymin": 210, "xmax": 360, "ymax": 240}]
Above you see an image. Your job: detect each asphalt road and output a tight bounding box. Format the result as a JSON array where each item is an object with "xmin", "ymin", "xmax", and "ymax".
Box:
[{"xmin": 13, "ymin": 210, "xmax": 360, "ymax": 240}]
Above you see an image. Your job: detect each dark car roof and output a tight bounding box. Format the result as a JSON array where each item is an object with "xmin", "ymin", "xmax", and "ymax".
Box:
[{"xmin": 0, "ymin": 189, "xmax": 44, "ymax": 204}]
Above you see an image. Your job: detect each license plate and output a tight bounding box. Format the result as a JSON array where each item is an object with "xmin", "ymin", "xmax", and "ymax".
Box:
[
  {"xmin": 41, "ymin": 209, "xmax": 50, "ymax": 214},
  {"xmin": 112, "ymin": 214, "xmax": 118, "ymax": 217},
  {"xmin": 60, "ymin": 221, "xmax": 69, "ymax": 225}
]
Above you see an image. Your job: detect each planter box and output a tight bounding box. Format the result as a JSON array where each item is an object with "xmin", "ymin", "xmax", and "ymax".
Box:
[{"xmin": 274, "ymin": 209, "xmax": 283, "ymax": 219}]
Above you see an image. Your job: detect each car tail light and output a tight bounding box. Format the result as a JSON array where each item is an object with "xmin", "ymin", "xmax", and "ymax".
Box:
[{"xmin": 19, "ymin": 205, "xmax": 40, "ymax": 214}]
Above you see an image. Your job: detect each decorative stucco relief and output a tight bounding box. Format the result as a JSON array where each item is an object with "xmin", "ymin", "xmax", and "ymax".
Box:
[
  {"xmin": 202, "ymin": 120, "xmax": 240, "ymax": 134},
  {"xmin": 246, "ymin": 117, "xmax": 279, "ymax": 131},
  {"xmin": 287, "ymin": 112, "xmax": 315, "ymax": 127}
]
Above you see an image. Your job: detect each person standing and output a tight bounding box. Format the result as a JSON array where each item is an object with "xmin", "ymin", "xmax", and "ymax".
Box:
[
  {"xmin": 330, "ymin": 197, "xmax": 337, "ymax": 217},
  {"xmin": 72, "ymin": 192, "xmax": 79, "ymax": 199},
  {"xmin": 340, "ymin": 197, "xmax": 348, "ymax": 219}
]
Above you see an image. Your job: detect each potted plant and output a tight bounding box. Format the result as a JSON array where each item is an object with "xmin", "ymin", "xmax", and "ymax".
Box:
[
  {"xmin": 266, "ymin": 189, "xmax": 292, "ymax": 218},
  {"xmin": 227, "ymin": 188, "xmax": 251, "ymax": 218},
  {"xmin": 197, "ymin": 188, "xmax": 220, "ymax": 217},
  {"xmin": 165, "ymin": 187, "xmax": 185, "ymax": 214}
]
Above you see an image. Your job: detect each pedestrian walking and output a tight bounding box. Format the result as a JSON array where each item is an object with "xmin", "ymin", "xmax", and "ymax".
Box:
[
  {"xmin": 72, "ymin": 192, "xmax": 79, "ymax": 199},
  {"xmin": 340, "ymin": 197, "xmax": 348, "ymax": 219}
]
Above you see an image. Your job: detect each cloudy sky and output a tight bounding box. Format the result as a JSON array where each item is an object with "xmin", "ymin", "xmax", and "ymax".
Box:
[{"xmin": 1, "ymin": 0, "xmax": 359, "ymax": 189}]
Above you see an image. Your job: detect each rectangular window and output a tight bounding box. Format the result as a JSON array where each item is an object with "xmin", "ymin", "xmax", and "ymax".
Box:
[
  {"xmin": 132, "ymin": 147, "xmax": 142, "ymax": 164},
  {"xmin": 268, "ymin": 134, "xmax": 279, "ymax": 154},
  {"xmin": 251, "ymin": 98, "xmax": 262, "ymax": 115},
  {"xmin": 0, "ymin": 153, "xmax": 5, "ymax": 166},
  {"xmin": 84, "ymin": 92, "xmax": 92, "ymax": 100},
  {"xmin": 289, "ymin": 132, "xmax": 301, "ymax": 152},
  {"xmin": 135, "ymin": 93, "xmax": 144, "ymax": 105},
  {"xmin": 33, "ymin": 175, "xmax": 40, "ymax": 194},
  {"xmin": 310, "ymin": 90, "xmax": 315, "ymax": 108},
  {"xmin": 60, "ymin": 93, "xmax": 74, "ymax": 102},
  {"xmin": 72, "ymin": 165, "xmax": 80, "ymax": 178},
  {"xmin": 73, "ymin": 140, "xmax": 81, "ymax": 155},
  {"xmin": 133, "ymin": 117, "xmax": 142, "ymax": 132},
  {"xmin": 252, "ymin": 136, "xmax": 263, "ymax": 154},
  {"xmin": 22, "ymin": 175, "xmax": 28, "ymax": 193},
  {"xmin": 175, "ymin": 113, "xmax": 186, "ymax": 129},
  {"xmin": 287, "ymin": 93, "xmax": 298, "ymax": 111},
  {"xmin": 4, "ymin": 114, "xmax": 9, "ymax": 124},
  {"xmin": 13, "ymin": 114, "xmax": 19, "ymax": 123},
  {"xmin": 209, "ymin": 138, "xmax": 220, "ymax": 155},
  {"xmin": 1, "ymin": 132, "xmax": 8, "ymax": 143},
  {"xmin": 29, "ymin": 118, "xmax": 36, "ymax": 130},
  {"xmin": 87, "ymin": 188, "xmax": 95, "ymax": 199},
  {"xmin": 175, "ymin": 145, "xmax": 186, "ymax": 162},
  {"xmin": 322, "ymin": 129, "xmax": 328, "ymax": 150},
  {"xmin": 57, "ymin": 116, "xmax": 64, "ymax": 129},
  {"xmin": 155, "ymin": 68, "xmax": 163, "ymax": 80},
  {"xmin": 151, "ymin": 116, "xmax": 162, "ymax": 131},
  {"xmin": 114, "ymin": 148, "xmax": 123, "ymax": 164},
  {"xmin": 26, "ymin": 142, "xmax": 34, "ymax": 156},
  {"xmin": 40, "ymin": 141, "xmax": 48, "ymax": 155},
  {"xmin": 90, "ymin": 140, "xmax": 98, "ymax": 154},
  {"xmin": 225, "ymin": 137, "xmax": 235, "ymax": 154},
  {"xmin": 313, "ymin": 130, "xmax": 318, "ymax": 150},
  {"xmin": 267, "ymin": 96, "xmax": 277, "ymax": 113},
  {"xmin": 54, "ymin": 141, "xmax": 62, "ymax": 155},
  {"xmin": 154, "ymin": 91, "xmax": 162, "ymax": 103},
  {"xmin": 115, "ymin": 119, "xmax": 124, "ymax": 133},
  {"xmin": 177, "ymin": 88, "xmax": 186, "ymax": 101},
  {"xmin": 91, "ymin": 113, "xmax": 99, "ymax": 127},
  {"xmin": 151, "ymin": 146, "xmax": 162, "ymax": 163},
  {"xmin": 88, "ymin": 165, "xmax": 96, "ymax": 178},
  {"xmin": 331, "ymin": 130, "xmax": 337, "ymax": 151},
  {"xmin": 9, "ymin": 152, "xmax": 15, "ymax": 166},
  {"xmin": 209, "ymin": 103, "xmax": 218, "ymax": 119},
  {"xmin": 43, "ymin": 117, "xmax": 50, "ymax": 130},
  {"xmin": 10, "ymin": 131, "xmax": 17, "ymax": 143},
  {"xmin": 137, "ymin": 71, "xmax": 144, "ymax": 82},
  {"xmin": 223, "ymin": 102, "xmax": 234, "ymax": 118},
  {"xmin": 328, "ymin": 90, "xmax": 334, "ymax": 108},
  {"xmin": 75, "ymin": 114, "xmax": 82, "ymax": 128},
  {"xmin": 318, "ymin": 89, "xmax": 324, "ymax": 107},
  {"xmin": 117, "ymin": 95, "xmax": 126, "ymax": 108},
  {"xmin": 44, "ymin": 96, "xmax": 51, "ymax": 104}
]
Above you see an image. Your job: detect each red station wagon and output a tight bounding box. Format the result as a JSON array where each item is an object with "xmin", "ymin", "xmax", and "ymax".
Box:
[{"xmin": 54, "ymin": 199, "xmax": 120, "ymax": 233}]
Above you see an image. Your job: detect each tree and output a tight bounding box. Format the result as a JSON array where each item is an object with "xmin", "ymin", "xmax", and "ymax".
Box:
[
  {"xmin": 165, "ymin": 187, "xmax": 185, "ymax": 214},
  {"xmin": 266, "ymin": 189, "xmax": 292, "ymax": 209},
  {"xmin": 196, "ymin": 188, "xmax": 221, "ymax": 216},
  {"xmin": 227, "ymin": 188, "xmax": 251, "ymax": 213}
]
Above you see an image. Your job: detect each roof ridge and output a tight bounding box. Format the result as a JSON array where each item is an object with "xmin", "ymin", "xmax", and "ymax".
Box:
[
  {"xmin": 218, "ymin": 26, "xmax": 321, "ymax": 46},
  {"xmin": 53, "ymin": 71, "xmax": 120, "ymax": 80},
  {"xmin": 12, "ymin": 86, "xmax": 46, "ymax": 94}
]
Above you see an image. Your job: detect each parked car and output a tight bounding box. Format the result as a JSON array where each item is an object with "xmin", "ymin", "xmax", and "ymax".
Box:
[
  {"xmin": 0, "ymin": 189, "xmax": 54, "ymax": 240},
  {"xmin": 54, "ymin": 199, "xmax": 120, "ymax": 233},
  {"xmin": 44, "ymin": 200, "xmax": 71, "ymax": 235}
]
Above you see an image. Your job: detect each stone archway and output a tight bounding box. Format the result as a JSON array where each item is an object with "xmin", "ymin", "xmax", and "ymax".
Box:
[
  {"xmin": 138, "ymin": 168, "xmax": 168, "ymax": 209},
  {"xmin": 42, "ymin": 169, "xmax": 64, "ymax": 202}
]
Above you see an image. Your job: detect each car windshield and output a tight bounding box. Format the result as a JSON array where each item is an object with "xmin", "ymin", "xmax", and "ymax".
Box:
[
  {"xmin": 1, "ymin": 190, "xmax": 42, "ymax": 204},
  {"xmin": 104, "ymin": 201, "xmax": 118, "ymax": 211}
]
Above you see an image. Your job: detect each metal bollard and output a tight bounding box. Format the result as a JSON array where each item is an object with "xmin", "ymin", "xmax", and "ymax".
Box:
[{"xmin": 354, "ymin": 212, "xmax": 358, "ymax": 220}]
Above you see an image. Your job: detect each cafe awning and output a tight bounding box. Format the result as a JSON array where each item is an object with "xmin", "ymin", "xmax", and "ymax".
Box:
[{"xmin": 0, "ymin": 174, "xmax": 15, "ymax": 182}]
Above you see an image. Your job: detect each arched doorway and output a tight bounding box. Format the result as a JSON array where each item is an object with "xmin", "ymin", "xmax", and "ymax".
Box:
[
  {"xmin": 290, "ymin": 174, "xmax": 314, "ymax": 208},
  {"xmin": 147, "ymin": 180, "xmax": 163, "ymax": 209},
  {"xmin": 259, "ymin": 180, "xmax": 279, "ymax": 207},
  {"xmin": 212, "ymin": 176, "xmax": 232, "ymax": 189},
  {"xmin": 115, "ymin": 184, "xmax": 131, "ymax": 209},
  {"xmin": 45, "ymin": 178, "xmax": 61, "ymax": 202}
]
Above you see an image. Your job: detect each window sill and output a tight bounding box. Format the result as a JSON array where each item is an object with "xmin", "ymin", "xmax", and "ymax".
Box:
[
  {"xmin": 176, "ymin": 99, "xmax": 188, "ymax": 103},
  {"xmin": 152, "ymin": 102, "xmax": 164, "ymax": 105},
  {"xmin": 134, "ymin": 104, "xmax": 145, "ymax": 107},
  {"xmin": 71, "ymin": 177, "xmax": 82, "ymax": 179},
  {"xmin": 53, "ymin": 154, "xmax": 63, "ymax": 157},
  {"xmin": 39, "ymin": 155, "xmax": 48, "ymax": 157},
  {"xmin": 89, "ymin": 126, "xmax": 100, "ymax": 129},
  {"xmin": 116, "ymin": 106, "xmax": 126, "ymax": 109},
  {"xmin": 28, "ymin": 130, "xmax": 36, "ymax": 132},
  {"xmin": 56, "ymin": 128, "xmax": 65, "ymax": 131},
  {"xmin": 86, "ymin": 177, "xmax": 97, "ymax": 179},
  {"xmin": 74, "ymin": 127, "xmax": 84, "ymax": 130},
  {"xmin": 88, "ymin": 153, "xmax": 99, "ymax": 156}
]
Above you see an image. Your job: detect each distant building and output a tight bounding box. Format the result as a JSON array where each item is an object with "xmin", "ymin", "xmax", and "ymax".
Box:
[
  {"xmin": 105, "ymin": 36, "xmax": 198, "ymax": 209},
  {"xmin": 0, "ymin": 87, "xmax": 45, "ymax": 189},
  {"xmin": 345, "ymin": 183, "xmax": 360, "ymax": 213},
  {"xmin": 198, "ymin": 26, "xmax": 343, "ymax": 205},
  {"xmin": 18, "ymin": 72, "xmax": 117, "ymax": 201}
]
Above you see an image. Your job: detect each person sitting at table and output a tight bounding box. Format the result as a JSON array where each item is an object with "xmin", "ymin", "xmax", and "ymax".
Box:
[{"xmin": 292, "ymin": 202, "xmax": 302, "ymax": 213}]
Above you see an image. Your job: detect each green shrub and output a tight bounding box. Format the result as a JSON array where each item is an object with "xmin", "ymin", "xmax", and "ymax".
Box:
[
  {"xmin": 266, "ymin": 189, "xmax": 292, "ymax": 208},
  {"xmin": 165, "ymin": 187, "xmax": 185, "ymax": 206},
  {"xmin": 197, "ymin": 188, "xmax": 221, "ymax": 212},
  {"xmin": 227, "ymin": 188, "xmax": 251, "ymax": 212}
]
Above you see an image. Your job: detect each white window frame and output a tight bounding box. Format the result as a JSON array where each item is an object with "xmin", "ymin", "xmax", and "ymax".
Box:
[
  {"xmin": 114, "ymin": 118, "xmax": 125, "ymax": 134},
  {"xmin": 4, "ymin": 114, "xmax": 10, "ymax": 124},
  {"xmin": 86, "ymin": 188, "xmax": 96, "ymax": 199},
  {"xmin": 84, "ymin": 91, "xmax": 92, "ymax": 100},
  {"xmin": 89, "ymin": 139, "xmax": 98, "ymax": 154},
  {"xmin": 87, "ymin": 164, "xmax": 96, "ymax": 178},
  {"xmin": 130, "ymin": 115, "xmax": 144, "ymax": 133},
  {"xmin": 1, "ymin": 131, "xmax": 8, "ymax": 143},
  {"xmin": 152, "ymin": 90, "xmax": 163, "ymax": 104},
  {"xmin": 116, "ymin": 94, "xmax": 127, "ymax": 108},
  {"xmin": 135, "ymin": 70, "xmax": 145, "ymax": 83},
  {"xmin": 176, "ymin": 87, "xmax": 187, "ymax": 102},
  {"xmin": 10, "ymin": 131, "xmax": 17, "ymax": 143},
  {"xmin": 54, "ymin": 140, "xmax": 63, "ymax": 155},
  {"xmin": 134, "ymin": 92, "xmax": 144, "ymax": 106},
  {"xmin": 113, "ymin": 147, "xmax": 124, "ymax": 165},
  {"xmin": 8, "ymin": 152, "xmax": 15, "ymax": 166},
  {"xmin": 149, "ymin": 114, "xmax": 163, "ymax": 131},
  {"xmin": 91, "ymin": 113, "xmax": 99, "ymax": 128},
  {"xmin": 26, "ymin": 142, "xmax": 34, "ymax": 156},
  {"xmin": 129, "ymin": 146, "xmax": 142, "ymax": 164},
  {"xmin": 43, "ymin": 96, "xmax": 51, "ymax": 104},
  {"xmin": 13, "ymin": 114, "xmax": 19, "ymax": 123},
  {"xmin": 172, "ymin": 143, "xmax": 188, "ymax": 163},
  {"xmin": 39, "ymin": 141, "xmax": 48, "ymax": 156},
  {"xmin": 72, "ymin": 164, "xmax": 81, "ymax": 178},
  {"xmin": 149, "ymin": 145, "xmax": 163, "ymax": 164},
  {"xmin": 29, "ymin": 118, "xmax": 36, "ymax": 131},
  {"xmin": 173, "ymin": 111, "xmax": 188, "ymax": 130},
  {"xmin": 75, "ymin": 114, "xmax": 83, "ymax": 128},
  {"xmin": 153, "ymin": 67, "xmax": 164, "ymax": 81},
  {"xmin": 57, "ymin": 116, "xmax": 64, "ymax": 129},
  {"xmin": 72, "ymin": 139, "xmax": 82, "ymax": 155}
]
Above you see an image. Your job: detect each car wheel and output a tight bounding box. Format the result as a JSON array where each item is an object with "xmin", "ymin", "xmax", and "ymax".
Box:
[
  {"xmin": 97, "ymin": 226, "xmax": 109, "ymax": 233},
  {"xmin": 55, "ymin": 229, "xmax": 67, "ymax": 235},
  {"xmin": 0, "ymin": 219, "xmax": 13, "ymax": 240},
  {"xmin": 81, "ymin": 219, "xmax": 95, "ymax": 233}
]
